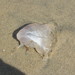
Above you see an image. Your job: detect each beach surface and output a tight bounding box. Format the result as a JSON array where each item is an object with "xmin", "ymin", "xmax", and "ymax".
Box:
[{"xmin": 0, "ymin": 0, "xmax": 75, "ymax": 75}]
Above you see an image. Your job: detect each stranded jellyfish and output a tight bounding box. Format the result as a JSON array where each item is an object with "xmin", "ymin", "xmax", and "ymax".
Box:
[{"xmin": 17, "ymin": 22, "xmax": 57, "ymax": 60}]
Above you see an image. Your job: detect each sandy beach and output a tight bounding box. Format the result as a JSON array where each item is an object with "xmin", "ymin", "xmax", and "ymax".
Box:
[{"xmin": 0, "ymin": 0, "xmax": 75, "ymax": 75}]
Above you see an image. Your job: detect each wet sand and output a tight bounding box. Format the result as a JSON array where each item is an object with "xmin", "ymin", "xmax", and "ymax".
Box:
[{"xmin": 0, "ymin": 0, "xmax": 75, "ymax": 75}]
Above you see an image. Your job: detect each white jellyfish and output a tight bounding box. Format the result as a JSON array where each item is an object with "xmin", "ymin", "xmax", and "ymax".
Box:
[{"xmin": 17, "ymin": 22, "xmax": 57, "ymax": 60}]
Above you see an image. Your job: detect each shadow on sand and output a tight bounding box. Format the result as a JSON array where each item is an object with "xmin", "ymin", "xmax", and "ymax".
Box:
[{"xmin": 0, "ymin": 59, "xmax": 26, "ymax": 75}]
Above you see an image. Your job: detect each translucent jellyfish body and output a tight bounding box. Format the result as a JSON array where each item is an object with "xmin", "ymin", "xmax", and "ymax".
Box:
[{"xmin": 17, "ymin": 23, "xmax": 57, "ymax": 60}]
